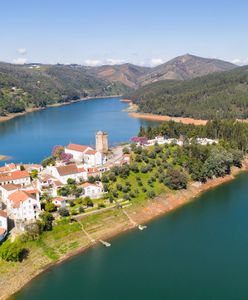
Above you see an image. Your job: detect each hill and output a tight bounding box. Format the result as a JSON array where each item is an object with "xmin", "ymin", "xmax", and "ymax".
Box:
[
  {"xmin": 0, "ymin": 63, "xmax": 130, "ymax": 116},
  {"xmin": 88, "ymin": 63, "xmax": 150, "ymax": 88},
  {"xmin": 139, "ymin": 54, "xmax": 236, "ymax": 85},
  {"xmin": 130, "ymin": 66, "xmax": 248, "ymax": 120}
]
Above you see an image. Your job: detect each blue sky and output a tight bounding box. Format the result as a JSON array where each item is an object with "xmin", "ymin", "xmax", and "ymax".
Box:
[{"xmin": 0, "ymin": 0, "xmax": 247, "ymax": 66}]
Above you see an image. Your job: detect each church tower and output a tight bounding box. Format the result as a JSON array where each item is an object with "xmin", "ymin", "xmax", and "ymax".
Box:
[{"xmin": 96, "ymin": 131, "xmax": 109, "ymax": 154}]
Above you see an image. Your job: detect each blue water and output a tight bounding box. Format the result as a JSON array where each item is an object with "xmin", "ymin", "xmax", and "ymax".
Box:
[
  {"xmin": 14, "ymin": 172, "xmax": 248, "ymax": 300},
  {"xmin": 0, "ymin": 98, "xmax": 156, "ymax": 164}
]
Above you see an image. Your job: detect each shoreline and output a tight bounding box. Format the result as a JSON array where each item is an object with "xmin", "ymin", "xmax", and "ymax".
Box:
[
  {"xmin": 0, "ymin": 95, "xmax": 121, "ymax": 123},
  {"xmin": 3, "ymin": 160, "xmax": 248, "ymax": 300},
  {"xmin": 129, "ymin": 112, "xmax": 208, "ymax": 125}
]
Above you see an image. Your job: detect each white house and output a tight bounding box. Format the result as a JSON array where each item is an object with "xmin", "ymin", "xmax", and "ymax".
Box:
[
  {"xmin": 48, "ymin": 164, "xmax": 87, "ymax": 184},
  {"xmin": 81, "ymin": 182, "xmax": 103, "ymax": 198},
  {"xmin": 0, "ymin": 210, "xmax": 7, "ymax": 242},
  {"xmin": 0, "ymin": 170, "xmax": 31, "ymax": 187},
  {"xmin": 7, "ymin": 190, "xmax": 41, "ymax": 222},
  {"xmin": 52, "ymin": 197, "xmax": 66, "ymax": 208},
  {"xmin": 65, "ymin": 143, "xmax": 103, "ymax": 166},
  {"xmin": 0, "ymin": 184, "xmax": 21, "ymax": 203}
]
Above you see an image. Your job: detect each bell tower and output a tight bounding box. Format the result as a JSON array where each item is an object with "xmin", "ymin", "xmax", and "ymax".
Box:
[{"xmin": 96, "ymin": 131, "xmax": 109, "ymax": 154}]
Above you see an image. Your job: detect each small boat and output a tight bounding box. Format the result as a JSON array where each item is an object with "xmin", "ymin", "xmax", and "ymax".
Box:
[
  {"xmin": 138, "ymin": 225, "xmax": 147, "ymax": 231},
  {"xmin": 99, "ymin": 239, "xmax": 111, "ymax": 247}
]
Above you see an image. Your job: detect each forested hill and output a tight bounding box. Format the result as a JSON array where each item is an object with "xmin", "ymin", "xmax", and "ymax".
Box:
[
  {"xmin": 0, "ymin": 63, "xmax": 130, "ymax": 116},
  {"xmin": 130, "ymin": 66, "xmax": 248, "ymax": 120}
]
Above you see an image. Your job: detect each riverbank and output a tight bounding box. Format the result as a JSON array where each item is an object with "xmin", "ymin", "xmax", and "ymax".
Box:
[
  {"xmin": 129, "ymin": 112, "xmax": 208, "ymax": 125},
  {"xmin": 2, "ymin": 159, "xmax": 248, "ymax": 300},
  {"xmin": 0, "ymin": 155, "xmax": 9, "ymax": 161},
  {"xmin": 0, "ymin": 95, "xmax": 120, "ymax": 123}
]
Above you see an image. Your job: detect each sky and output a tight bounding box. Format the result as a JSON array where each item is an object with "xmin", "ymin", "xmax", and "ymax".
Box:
[{"xmin": 0, "ymin": 0, "xmax": 248, "ymax": 66}]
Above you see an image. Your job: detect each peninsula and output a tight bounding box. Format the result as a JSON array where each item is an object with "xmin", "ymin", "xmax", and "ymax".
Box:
[{"xmin": 0, "ymin": 119, "xmax": 248, "ymax": 299}]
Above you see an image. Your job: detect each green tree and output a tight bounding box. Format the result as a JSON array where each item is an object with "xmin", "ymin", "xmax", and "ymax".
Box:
[{"xmin": 0, "ymin": 240, "xmax": 26, "ymax": 262}]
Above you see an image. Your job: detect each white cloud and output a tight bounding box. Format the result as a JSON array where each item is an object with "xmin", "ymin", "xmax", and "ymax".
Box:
[
  {"xmin": 231, "ymin": 58, "xmax": 248, "ymax": 65},
  {"xmin": 83, "ymin": 57, "xmax": 166, "ymax": 67},
  {"xmin": 84, "ymin": 59, "xmax": 102, "ymax": 66},
  {"xmin": 149, "ymin": 58, "xmax": 164, "ymax": 67},
  {"xmin": 105, "ymin": 58, "xmax": 126, "ymax": 65},
  {"xmin": 17, "ymin": 48, "xmax": 27, "ymax": 55},
  {"xmin": 13, "ymin": 57, "xmax": 27, "ymax": 64}
]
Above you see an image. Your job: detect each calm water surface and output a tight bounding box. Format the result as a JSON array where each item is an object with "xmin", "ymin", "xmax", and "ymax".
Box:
[
  {"xmin": 14, "ymin": 172, "xmax": 248, "ymax": 300},
  {"xmin": 0, "ymin": 97, "xmax": 156, "ymax": 164}
]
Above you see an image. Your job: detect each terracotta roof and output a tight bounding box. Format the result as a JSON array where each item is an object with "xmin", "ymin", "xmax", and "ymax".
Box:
[
  {"xmin": 56, "ymin": 164, "xmax": 80, "ymax": 176},
  {"xmin": 52, "ymin": 197, "xmax": 65, "ymax": 202},
  {"xmin": 8, "ymin": 190, "xmax": 35, "ymax": 208},
  {"xmin": 78, "ymin": 167, "xmax": 86, "ymax": 172},
  {"xmin": 0, "ymin": 174, "xmax": 11, "ymax": 183},
  {"xmin": 0, "ymin": 184, "xmax": 21, "ymax": 191},
  {"xmin": 11, "ymin": 170, "xmax": 30, "ymax": 180},
  {"xmin": 66, "ymin": 143, "xmax": 90, "ymax": 153},
  {"xmin": 53, "ymin": 180, "xmax": 63, "ymax": 187},
  {"xmin": 85, "ymin": 149, "xmax": 97, "ymax": 155},
  {"xmin": 0, "ymin": 210, "xmax": 7, "ymax": 218},
  {"xmin": 81, "ymin": 182, "xmax": 98, "ymax": 188},
  {"xmin": 0, "ymin": 163, "xmax": 17, "ymax": 173}
]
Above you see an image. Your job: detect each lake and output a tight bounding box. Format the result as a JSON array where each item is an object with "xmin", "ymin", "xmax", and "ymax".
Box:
[
  {"xmin": 0, "ymin": 97, "xmax": 156, "ymax": 165},
  {"xmin": 13, "ymin": 171, "xmax": 248, "ymax": 300}
]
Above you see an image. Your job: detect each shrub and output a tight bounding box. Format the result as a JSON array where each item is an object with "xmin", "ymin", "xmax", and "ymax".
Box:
[
  {"xmin": 45, "ymin": 202, "xmax": 56, "ymax": 212},
  {"xmin": 98, "ymin": 201, "xmax": 106, "ymax": 209},
  {"xmin": 58, "ymin": 207, "xmax": 70, "ymax": 217},
  {"xmin": 116, "ymin": 183, "xmax": 123, "ymax": 191},
  {"xmin": 164, "ymin": 168, "xmax": 187, "ymax": 190},
  {"xmin": 0, "ymin": 240, "xmax": 26, "ymax": 262},
  {"xmin": 38, "ymin": 212, "xmax": 54, "ymax": 231},
  {"xmin": 78, "ymin": 206, "xmax": 85, "ymax": 213},
  {"xmin": 88, "ymin": 176, "xmax": 96, "ymax": 183},
  {"xmin": 123, "ymin": 147, "xmax": 130, "ymax": 154},
  {"xmin": 147, "ymin": 190, "xmax": 156, "ymax": 198}
]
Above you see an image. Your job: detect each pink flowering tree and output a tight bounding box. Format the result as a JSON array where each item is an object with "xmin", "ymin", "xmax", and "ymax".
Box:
[
  {"xmin": 60, "ymin": 152, "xmax": 73, "ymax": 163},
  {"xmin": 131, "ymin": 136, "xmax": 148, "ymax": 145}
]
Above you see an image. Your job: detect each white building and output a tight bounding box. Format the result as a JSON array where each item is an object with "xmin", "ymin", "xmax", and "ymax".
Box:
[
  {"xmin": 0, "ymin": 170, "xmax": 31, "ymax": 187},
  {"xmin": 47, "ymin": 164, "xmax": 87, "ymax": 184},
  {"xmin": 0, "ymin": 184, "xmax": 21, "ymax": 202},
  {"xmin": 0, "ymin": 210, "xmax": 7, "ymax": 242},
  {"xmin": 65, "ymin": 143, "xmax": 103, "ymax": 166},
  {"xmin": 52, "ymin": 197, "xmax": 66, "ymax": 208},
  {"xmin": 81, "ymin": 182, "xmax": 103, "ymax": 198},
  {"xmin": 7, "ymin": 190, "xmax": 41, "ymax": 222}
]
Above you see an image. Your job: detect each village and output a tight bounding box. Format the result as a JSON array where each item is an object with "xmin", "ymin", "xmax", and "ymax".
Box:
[{"xmin": 0, "ymin": 132, "xmax": 218, "ymax": 242}]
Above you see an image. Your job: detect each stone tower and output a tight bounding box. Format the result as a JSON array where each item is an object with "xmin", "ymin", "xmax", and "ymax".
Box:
[{"xmin": 96, "ymin": 131, "xmax": 109, "ymax": 154}]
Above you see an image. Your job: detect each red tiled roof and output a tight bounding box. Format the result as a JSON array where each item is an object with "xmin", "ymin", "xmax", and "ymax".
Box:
[
  {"xmin": 85, "ymin": 149, "xmax": 97, "ymax": 155},
  {"xmin": 0, "ymin": 210, "xmax": 7, "ymax": 218},
  {"xmin": 66, "ymin": 144, "xmax": 90, "ymax": 153},
  {"xmin": 0, "ymin": 163, "xmax": 17, "ymax": 173},
  {"xmin": 81, "ymin": 182, "xmax": 98, "ymax": 188},
  {"xmin": 56, "ymin": 164, "xmax": 80, "ymax": 176},
  {"xmin": 78, "ymin": 167, "xmax": 86, "ymax": 172},
  {"xmin": 8, "ymin": 190, "xmax": 35, "ymax": 208},
  {"xmin": 52, "ymin": 197, "xmax": 65, "ymax": 202},
  {"xmin": 0, "ymin": 184, "xmax": 21, "ymax": 191},
  {"xmin": 11, "ymin": 170, "xmax": 30, "ymax": 180}
]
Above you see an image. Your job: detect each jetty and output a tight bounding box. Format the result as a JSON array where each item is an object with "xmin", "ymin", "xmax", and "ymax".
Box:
[{"xmin": 99, "ymin": 239, "xmax": 111, "ymax": 247}]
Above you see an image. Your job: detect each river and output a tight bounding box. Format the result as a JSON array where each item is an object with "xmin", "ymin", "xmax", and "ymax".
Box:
[
  {"xmin": 13, "ymin": 172, "xmax": 248, "ymax": 300},
  {"xmin": 0, "ymin": 97, "xmax": 156, "ymax": 165}
]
